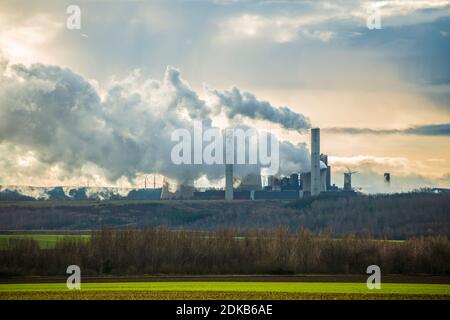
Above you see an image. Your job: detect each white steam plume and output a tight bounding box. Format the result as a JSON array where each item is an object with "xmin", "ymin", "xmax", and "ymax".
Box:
[{"xmin": 0, "ymin": 57, "xmax": 311, "ymax": 186}]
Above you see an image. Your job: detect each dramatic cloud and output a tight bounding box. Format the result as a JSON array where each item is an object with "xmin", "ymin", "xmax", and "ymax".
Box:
[
  {"xmin": 0, "ymin": 57, "xmax": 311, "ymax": 187},
  {"xmin": 323, "ymin": 124, "xmax": 450, "ymax": 136},
  {"xmin": 207, "ymin": 86, "xmax": 311, "ymax": 132},
  {"xmin": 216, "ymin": 1, "xmax": 450, "ymax": 44},
  {"xmin": 0, "ymin": 1, "xmax": 448, "ymax": 191}
]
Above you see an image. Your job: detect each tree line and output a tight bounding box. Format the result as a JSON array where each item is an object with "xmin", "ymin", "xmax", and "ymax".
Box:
[
  {"xmin": 1, "ymin": 227, "xmax": 449, "ymax": 276},
  {"xmin": 0, "ymin": 193, "xmax": 449, "ymax": 239}
]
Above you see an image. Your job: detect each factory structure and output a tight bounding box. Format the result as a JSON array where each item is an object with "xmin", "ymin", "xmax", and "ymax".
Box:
[
  {"xmin": 0, "ymin": 127, "xmax": 409, "ymax": 202},
  {"xmin": 27, "ymin": 127, "xmax": 361, "ymax": 202},
  {"xmin": 192, "ymin": 127, "xmax": 357, "ymax": 201},
  {"xmin": 0, "ymin": 128, "xmax": 369, "ymax": 202}
]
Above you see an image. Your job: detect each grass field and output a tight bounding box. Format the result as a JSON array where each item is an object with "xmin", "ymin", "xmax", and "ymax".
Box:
[
  {"xmin": 0, "ymin": 281, "xmax": 449, "ymax": 300},
  {"xmin": 0, "ymin": 233, "xmax": 404, "ymax": 249},
  {"xmin": 0, "ymin": 234, "xmax": 90, "ymax": 249}
]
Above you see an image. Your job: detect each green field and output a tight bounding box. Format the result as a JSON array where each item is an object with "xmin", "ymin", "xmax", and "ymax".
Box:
[
  {"xmin": 0, "ymin": 281, "xmax": 449, "ymax": 300},
  {"xmin": 0, "ymin": 234, "xmax": 90, "ymax": 249},
  {"xmin": 0, "ymin": 233, "xmax": 404, "ymax": 249}
]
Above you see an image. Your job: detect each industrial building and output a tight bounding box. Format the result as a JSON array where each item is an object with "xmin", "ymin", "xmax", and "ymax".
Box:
[
  {"xmin": 193, "ymin": 127, "xmax": 351, "ymax": 200},
  {"xmin": 343, "ymin": 170, "xmax": 358, "ymax": 191},
  {"xmin": 320, "ymin": 154, "xmax": 332, "ymax": 190},
  {"xmin": 300, "ymin": 169, "xmax": 327, "ymax": 195},
  {"xmin": 170, "ymin": 127, "xmax": 359, "ymax": 200},
  {"xmin": 0, "ymin": 127, "xmax": 363, "ymax": 202}
]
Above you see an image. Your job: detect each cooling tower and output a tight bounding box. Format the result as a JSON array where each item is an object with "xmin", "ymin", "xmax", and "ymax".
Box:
[
  {"xmin": 310, "ymin": 128, "xmax": 321, "ymax": 196},
  {"xmin": 344, "ymin": 172, "xmax": 352, "ymax": 191}
]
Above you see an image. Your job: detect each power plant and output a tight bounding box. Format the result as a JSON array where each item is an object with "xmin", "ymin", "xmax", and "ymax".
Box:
[
  {"xmin": 0, "ymin": 128, "xmax": 369, "ymax": 201},
  {"xmin": 191, "ymin": 127, "xmax": 358, "ymax": 200}
]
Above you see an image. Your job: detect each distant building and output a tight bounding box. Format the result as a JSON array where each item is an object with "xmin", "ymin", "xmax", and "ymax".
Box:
[
  {"xmin": 289, "ymin": 173, "xmax": 299, "ymax": 191},
  {"xmin": 266, "ymin": 176, "xmax": 281, "ymax": 191},
  {"xmin": 281, "ymin": 177, "xmax": 289, "ymax": 189},
  {"xmin": 300, "ymin": 169, "xmax": 328, "ymax": 195},
  {"xmin": 344, "ymin": 173, "xmax": 352, "ymax": 191},
  {"xmin": 320, "ymin": 154, "xmax": 332, "ymax": 190},
  {"xmin": 237, "ymin": 173, "xmax": 262, "ymax": 191},
  {"xmin": 126, "ymin": 188, "xmax": 162, "ymax": 200}
]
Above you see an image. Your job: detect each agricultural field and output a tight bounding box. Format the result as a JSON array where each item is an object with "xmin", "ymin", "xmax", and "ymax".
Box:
[
  {"xmin": 1, "ymin": 281, "xmax": 449, "ymax": 300},
  {"xmin": 0, "ymin": 234, "xmax": 90, "ymax": 249},
  {"xmin": 0, "ymin": 232, "xmax": 404, "ymax": 250}
]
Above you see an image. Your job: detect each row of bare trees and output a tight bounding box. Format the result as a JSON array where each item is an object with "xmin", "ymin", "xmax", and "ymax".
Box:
[
  {"xmin": 1, "ymin": 228, "xmax": 449, "ymax": 276},
  {"xmin": 1, "ymin": 193, "xmax": 449, "ymax": 239}
]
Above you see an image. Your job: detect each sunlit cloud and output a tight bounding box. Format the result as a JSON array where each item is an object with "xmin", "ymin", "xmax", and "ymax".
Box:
[{"xmin": 0, "ymin": 13, "xmax": 62, "ymax": 65}]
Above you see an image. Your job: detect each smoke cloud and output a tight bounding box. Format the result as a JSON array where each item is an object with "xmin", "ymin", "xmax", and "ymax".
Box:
[
  {"xmin": 0, "ymin": 58, "xmax": 311, "ymax": 187},
  {"xmin": 207, "ymin": 86, "xmax": 311, "ymax": 132}
]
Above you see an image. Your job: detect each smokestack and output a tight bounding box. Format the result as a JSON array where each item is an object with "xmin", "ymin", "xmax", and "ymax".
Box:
[
  {"xmin": 384, "ymin": 173, "xmax": 391, "ymax": 185},
  {"xmin": 225, "ymin": 164, "xmax": 234, "ymax": 201},
  {"xmin": 311, "ymin": 128, "xmax": 321, "ymax": 196}
]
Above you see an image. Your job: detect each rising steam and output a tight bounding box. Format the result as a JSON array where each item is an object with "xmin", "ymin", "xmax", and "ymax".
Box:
[{"xmin": 0, "ymin": 57, "xmax": 312, "ymax": 187}]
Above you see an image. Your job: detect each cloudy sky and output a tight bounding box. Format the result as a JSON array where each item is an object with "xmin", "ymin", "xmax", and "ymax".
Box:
[{"xmin": 0, "ymin": 0, "xmax": 449, "ymax": 193}]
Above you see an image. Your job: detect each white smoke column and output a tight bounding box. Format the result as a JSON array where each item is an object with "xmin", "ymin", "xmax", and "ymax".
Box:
[{"xmin": 0, "ymin": 56, "xmax": 312, "ymax": 187}]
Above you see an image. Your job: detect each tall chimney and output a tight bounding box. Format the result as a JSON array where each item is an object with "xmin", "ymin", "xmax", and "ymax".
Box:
[
  {"xmin": 311, "ymin": 128, "xmax": 321, "ymax": 196},
  {"xmin": 225, "ymin": 164, "xmax": 234, "ymax": 201},
  {"xmin": 384, "ymin": 172, "xmax": 391, "ymax": 185}
]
